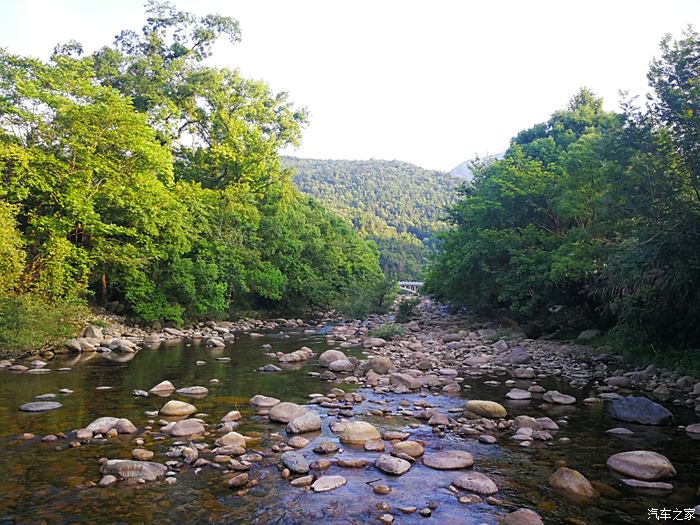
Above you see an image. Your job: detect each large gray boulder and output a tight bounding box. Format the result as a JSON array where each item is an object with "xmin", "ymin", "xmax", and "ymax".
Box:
[{"xmin": 610, "ymin": 396, "xmax": 674, "ymax": 425}]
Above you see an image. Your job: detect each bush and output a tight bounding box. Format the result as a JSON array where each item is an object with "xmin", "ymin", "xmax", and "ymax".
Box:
[
  {"xmin": 396, "ymin": 297, "xmax": 420, "ymax": 323},
  {"xmin": 0, "ymin": 295, "xmax": 88, "ymax": 357},
  {"xmin": 370, "ymin": 323, "xmax": 407, "ymax": 340}
]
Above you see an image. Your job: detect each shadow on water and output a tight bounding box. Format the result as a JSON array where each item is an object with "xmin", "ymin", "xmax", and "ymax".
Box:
[{"xmin": 0, "ymin": 330, "xmax": 697, "ymax": 524}]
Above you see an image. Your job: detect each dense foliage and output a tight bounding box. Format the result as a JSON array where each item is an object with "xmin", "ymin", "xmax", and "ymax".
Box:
[
  {"xmin": 427, "ymin": 30, "xmax": 700, "ymax": 352},
  {"xmin": 284, "ymin": 157, "xmax": 460, "ymax": 279},
  {"xmin": 0, "ymin": 1, "xmax": 385, "ymax": 337}
]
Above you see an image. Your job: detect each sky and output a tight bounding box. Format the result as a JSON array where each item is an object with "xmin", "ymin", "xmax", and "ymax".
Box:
[{"xmin": 0, "ymin": 0, "xmax": 698, "ymax": 171}]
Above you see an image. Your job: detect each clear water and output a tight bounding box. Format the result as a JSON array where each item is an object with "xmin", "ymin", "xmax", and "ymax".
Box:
[{"xmin": 0, "ymin": 330, "xmax": 697, "ymax": 524}]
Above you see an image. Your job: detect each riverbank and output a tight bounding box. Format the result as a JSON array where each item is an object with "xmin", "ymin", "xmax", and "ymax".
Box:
[{"xmin": 1, "ymin": 298, "xmax": 699, "ymax": 523}]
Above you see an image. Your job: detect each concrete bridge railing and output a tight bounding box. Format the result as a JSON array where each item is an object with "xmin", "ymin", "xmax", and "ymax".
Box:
[{"xmin": 398, "ymin": 281, "xmax": 423, "ymax": 294}]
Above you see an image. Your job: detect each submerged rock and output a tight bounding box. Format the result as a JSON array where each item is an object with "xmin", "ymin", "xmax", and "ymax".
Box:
[{"xmin": 249, "ymin": 394, "xmax": 281, "ymax": 408}]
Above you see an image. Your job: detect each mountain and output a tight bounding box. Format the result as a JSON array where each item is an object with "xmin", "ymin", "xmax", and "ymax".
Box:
[
  {"xmin": 450, "ymin": 152, "xmax": 506, "ymax": 181},
  {"xmin": 282, "ymin": 157, "xmax": 461, "ymax": 280}
]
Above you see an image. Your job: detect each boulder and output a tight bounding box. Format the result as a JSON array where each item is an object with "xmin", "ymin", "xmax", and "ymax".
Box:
[
  {"xmin": 390, "ymin": 373, "xmax": 422, "ymax": 390},
  {"xmin": 160, "ymin": 400, "xmax": 197, "ymax": 417},
  {"xmin": 115, "ymin": 418, "xmax": 137, "ymax": 434},
  {"xmin": 149, "ymin": 380, "xmax": 176, "ymax": 396},
  {"xmin": 87, "ymin": 417, "xmax": 119, "ymax": 433},
  {"xmin": 511, "ymin": 367, "xmax": 536, "ymax": 379},
  {"xmin": 452, "ymin": 472, "xmax": 498, "ymax": 495},
  {"xmin": 339, "ymin": 421, "xmax": 381, "ymax": 444},
  {"xmin": 217, "ymin": 431, "xmax": 248, "ymax": 448},
  {"xmin": 169, "ymin": 419, "xmax": 205, "ymax": 437},
  {"xmin": 606, "ymin": 450, "xmax": 676, "ymax": 481},
  {"xmin": 281, "ymin": 451, "xmax": 309, "ymax": 474},
  {"xmin": 609, "ymin": 396, "xmax": 674, "ymax": 425},
  {"xmin": 548, "ymin": 467, "xmax": 599, "ymax": 499},
  {"xmin": 503, "ymin": 347, "xmax": 531, "ymax": 364},
  {"xmin": 363, "ymin": 337, "xmax": 387, "ymax": 348},
  {"xmin": 287, "ymin": 411, "xmax": 322, "ymax": 434},
  {"xmin": 466, "ymin": 400, "xmax": 507, "ymax": 418},
  {"xmin": 500, "ymin": 509, "xmax": 543, "ymax": 525},
  {"xmin": 318, "ymin": 350, "xmax": 347, "ymax": 367},
  {"xmin": 391, "ymin": 440, "xmax": 424, "ymax": 458},
  {"xmin": 369, "ymin": 357, "xmax": 392, "ymax": 374},
  {"xmin": 269, "ymin": 402, "xmax": 307, "ymax": 423},
  {"xmin": 578, "ymin": 329, "xmax": 601, "ymax": 340},
  {"xmin": 329, "ymin": 359, "xmax": 355, "ymax": 373},
  {"xmin": 375, "ymin": 454, "xmax": 411, "ymax": 475}
]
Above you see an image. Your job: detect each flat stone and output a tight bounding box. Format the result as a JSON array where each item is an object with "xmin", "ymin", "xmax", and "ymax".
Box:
[
  {"xmin": 249, "ymin": 394, "xmax": 281, "ymax": 408},
  {"xmin": 543, "ymin": 391, "xmax": 576, "ymax": 405},
  {"xmin": 19, "ymin": 402, "xmax": 62, "ymax": 412},
  {"xmin": 288, "ymin": 436, "xmax": 310, "ymax": 448},
  {"xmin": 620, "ymin": 478, "xmax": 674, "ymax": 491},
  {"xmin": 452, "ymin": 472, "xmax": 498, "ymax": 495},
  {"xmin": 100, "ymin": 459, "xmax": 167, "ymax": 481},
  {"xmin": 312, "ymin": 475, "xmax": 347, "ymax": 492},
  {"xmin": 217, "ymin": 432, "xmax": 248, "ymax": 448},
  {"xmin": 313, "ymin": 441, "xmax": 339, "ymax": 454},
  {"xmin": 176, "ymin": 386, "xmax": 208, "ymax": 397},
  {"xmin": 506, "ymin": 388, "xmax": 532, "ymax": 400},
  {"xmin": 226, "ymin": 472, "xmax": 249, "ymax": 488},
  {"xmin": 607, "ymin": 451, "xmax": 676, "ymax": 481},
  {"xmin": 290, "ymin": 475, "xmax": 314, "ymax": 487},
  {"xmin": 422, "ymin": 450, "xmax": 473, "ymax": 470}
]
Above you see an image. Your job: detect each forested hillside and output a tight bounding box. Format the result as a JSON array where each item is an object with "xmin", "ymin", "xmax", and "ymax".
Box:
[
  {"xmin": 283, "ymin": 157, "xmax": 460, "ymax": 278},
  {"xmin": 427, "ymin": 30, "xmax": 700, "ymax": 365},
  {"xmin": 0, "ymin": 3, "xmax": 389, "ymax": 351}
]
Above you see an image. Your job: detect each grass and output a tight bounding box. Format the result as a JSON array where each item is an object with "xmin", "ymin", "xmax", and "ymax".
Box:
[
  {"xmin": 370, "ymin": 323, "xmax": 407, "ymax": 340},
  {"xmin": 0, "ymin": 294, "xmax": 88, "ymax": 358}
]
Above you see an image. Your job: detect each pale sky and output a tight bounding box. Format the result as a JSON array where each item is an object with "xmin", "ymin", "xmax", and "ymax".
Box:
[{"xmin": 1, "ymin": 0, "xmax": 698, "ymax": 171}]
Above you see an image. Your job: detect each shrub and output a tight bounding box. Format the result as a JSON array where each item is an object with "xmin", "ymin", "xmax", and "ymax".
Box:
[
  {"xmin": 370, "ymin": 323, "xmax": 407, "ymax": 340},
  {"xmin": 396, "ymin": 297, "xmax": 420, "ymax": 323},
  {"xmin": 0, "ymin": 295, "xmax": 87, "ymax": 357}
]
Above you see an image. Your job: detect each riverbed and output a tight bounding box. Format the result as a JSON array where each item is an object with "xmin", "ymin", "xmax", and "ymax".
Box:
[{"xmin": 0, "ymin": 320, "xmax": 698, "ymax": 524}]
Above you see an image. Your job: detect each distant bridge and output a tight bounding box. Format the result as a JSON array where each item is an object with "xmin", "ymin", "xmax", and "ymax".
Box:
[{"xmin": 398, "ymin": 281, "xmax": 423, "ymax": 294}]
